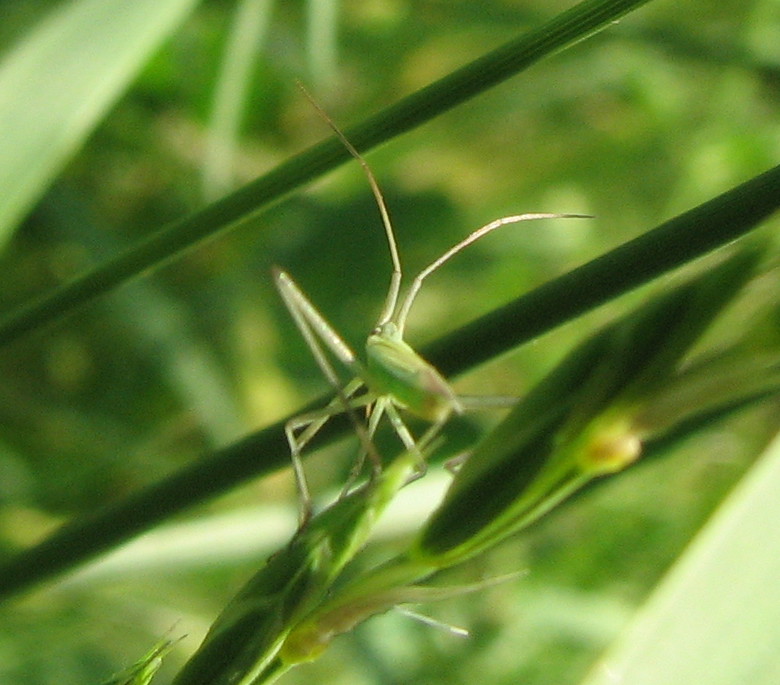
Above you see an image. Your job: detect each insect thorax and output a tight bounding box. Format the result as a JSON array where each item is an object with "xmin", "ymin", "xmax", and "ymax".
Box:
[{"xmin": 365, "ymin": 325, "xmax": 458, "ymax": 423}]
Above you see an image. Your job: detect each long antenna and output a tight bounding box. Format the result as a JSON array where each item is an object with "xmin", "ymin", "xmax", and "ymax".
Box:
[
  {"xmin": 297, "ymin": 82, "xmax": 402, "ymax": 327},
  {"xmin": 396, "ymin": 213, "xmax": 592, "ymax": 334}
]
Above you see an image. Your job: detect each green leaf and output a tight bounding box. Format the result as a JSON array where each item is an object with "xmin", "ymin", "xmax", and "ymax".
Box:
[
  {"xmin": 170, "ymin": 447, "xmax": 420, "ymax": 685},
  {"xmin": 0, "ymin": 0, "xmax": 200, "ymax": 248},
  {"xmin": 413, "ymin": 247, "xmax": 766, "ymax": 564},
  {"xmin": 580, "ymin": 428, "xmax": 780, "ymax": 685}
]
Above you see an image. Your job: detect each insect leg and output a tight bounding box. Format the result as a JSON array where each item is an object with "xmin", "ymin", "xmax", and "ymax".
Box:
[
  {"xmin": 337, "ymin": 395, "xmax": 394, "ymax": 499},
  {"xmin": 290, "ymin": 378, "xmax": 369, "ymax": 455},
  {"xmin": 381, "ymin": 403, "xmax": 450, "ymax": 481},
  {"xmin": 274, "ymin": 268, "xmax": 381, "ymax": 524}
]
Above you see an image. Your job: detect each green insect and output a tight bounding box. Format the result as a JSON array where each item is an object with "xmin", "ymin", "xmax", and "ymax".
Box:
[
  {"xmin": 174, "ymin": 94, "xmax": 592, "ymax": 685},
  {"xmin": 275, "ymin": 91, "xmax": 586, "ymax": 525}
]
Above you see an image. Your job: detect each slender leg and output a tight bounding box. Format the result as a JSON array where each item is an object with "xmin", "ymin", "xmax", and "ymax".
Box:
[
  {"xmin": 289, "ymin": 379, "xmax": 369, "ymax": 454},
  {"xmin": 274, "ymin": 269, "xmax": 384, "ymax": 525},
  {"xmin": 337, "ymin": 397, "xmax": 391, "ymax": 499},
  {"xmin": 383, "ymin": 403, "xmax": 447, "ymax": 481},
  {"xmin": 284, "ymin": 386, "xmax": 379, "ymax": 526}
]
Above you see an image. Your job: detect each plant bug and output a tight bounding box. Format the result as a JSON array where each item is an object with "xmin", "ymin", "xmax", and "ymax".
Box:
[{"xmin": 275, "ymin": 88, "xmax": 588, "ymax": 525}]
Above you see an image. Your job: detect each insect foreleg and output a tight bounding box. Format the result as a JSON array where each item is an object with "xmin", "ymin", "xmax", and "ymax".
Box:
[
  {"xmin": 274, "ymin": 268, "xmax": 360, "ymax": 370},
  {"xmin": 274, "ymin": 268, "xmax": 381, "ymax": 525}
]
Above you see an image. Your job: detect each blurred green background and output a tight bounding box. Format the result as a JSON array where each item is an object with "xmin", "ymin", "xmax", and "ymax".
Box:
[{"xmin": 0, "ymin": 0, "xmax": 778, "ymax": 683}]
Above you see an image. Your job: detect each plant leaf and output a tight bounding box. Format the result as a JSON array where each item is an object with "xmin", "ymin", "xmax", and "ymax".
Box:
[
  {"xmin": 0, "ymin": 0, "xmax": 200, "ymax": 248},
  {"xmin": 580, "ymin": 427, "xmax": 780, "ymax": 685},
  {"xmin": 100, "ymin": 635, "xmax": 181, "ymax": 685}
]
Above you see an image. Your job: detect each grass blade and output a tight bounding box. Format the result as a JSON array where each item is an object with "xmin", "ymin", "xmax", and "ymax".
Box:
[
  {"xmin": 581, "ymin": 428, "xmax": 780, "ymax": 685},
  {"xmin": 202, "ymin": 0, "xmax": 276, "ymax": 200},
  {"xmin": 0, "ymin": 0, "xmax": 200, "ymax": 248},
  {"xmin": 0, "ymin": 0, "xmax": 652, "ymax": 346}
]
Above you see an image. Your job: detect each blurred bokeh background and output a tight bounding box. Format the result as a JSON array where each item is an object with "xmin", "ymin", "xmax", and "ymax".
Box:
[{"xmin": 0, "ymin": 0, "xmax": 778, "ymax": 683}]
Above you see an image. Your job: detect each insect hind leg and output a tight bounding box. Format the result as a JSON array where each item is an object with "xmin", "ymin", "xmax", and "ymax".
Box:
[{"xmin": 285, "ymin": 380, "xmax": 374, "ymax": 526}]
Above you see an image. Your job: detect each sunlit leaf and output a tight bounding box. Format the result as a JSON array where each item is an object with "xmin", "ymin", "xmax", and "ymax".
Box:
[
  {"xmin": 581, "ymin": 429, "xmax": 780, "ymax": 685},
  {"xmin": 0, "ymin": 0, "xmax": 199, "ymax": 247}
]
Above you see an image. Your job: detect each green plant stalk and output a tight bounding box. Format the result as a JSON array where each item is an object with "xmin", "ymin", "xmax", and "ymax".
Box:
[
  {"xmin": 171, "ymin": 445, "xmax": 421, "ymax": 685},
  {"xmin": 0, "ymin": 0, "xmax": 652, "ymax": 347},
  {"xmin": 0, "ymin": 168, "xmax": 777, "ymax": 602}
]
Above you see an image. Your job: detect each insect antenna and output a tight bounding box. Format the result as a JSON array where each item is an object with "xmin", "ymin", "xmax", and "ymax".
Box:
[
  {"xmin": 396, "ymin": 212, "xmax": 592, "ymax": 334},
  {"xmin": 297, "ymin": 82, "xmax": 402, "ymax": 327}
]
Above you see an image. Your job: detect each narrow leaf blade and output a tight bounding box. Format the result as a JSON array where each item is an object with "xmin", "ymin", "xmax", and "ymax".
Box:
[
  {"xmin": 582, "ymin": 429, "xmax": 780, "ymax": 685},
  {"xmin": 0, "ymin": 0, "xmax": 199, "ymax": 246}
]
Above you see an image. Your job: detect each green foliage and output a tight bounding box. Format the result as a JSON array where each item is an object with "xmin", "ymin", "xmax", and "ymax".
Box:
[
  {"xmin": 0, "ymin": 0, "xmax": 200, "ymax": 249},
  {"xmin": 581, "ymin": 430, "xmax": 780, "ymax": 685},
  {"xmin": 0, "ymin": 0, "xmax": 778, "ymax": 684},
  {"xmin": 101, "ymin": 637, "xmax": 180, "ymax": 685}
]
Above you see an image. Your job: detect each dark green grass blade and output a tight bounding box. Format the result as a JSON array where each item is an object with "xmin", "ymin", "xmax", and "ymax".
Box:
[
  {"xmin": 415, "ymin": 247, "xmax": 765, "ymax": 562},
  {"xmin": 427, "ymin": 163, "xmax": 780, "ymax": 376},
  {"xmin": 0, "ymin": 0, "xmax": 651, "ymax": 347},
  {"xmin": 0, "ymin": 166, "xmax": 777, "ymax": 602}
]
